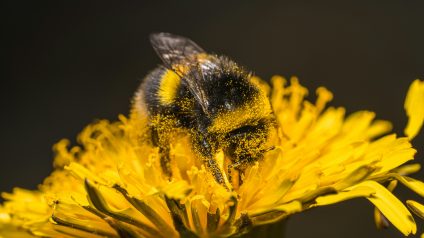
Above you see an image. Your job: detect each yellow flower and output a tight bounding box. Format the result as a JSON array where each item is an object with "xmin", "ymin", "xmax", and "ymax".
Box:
[{"xmin": 1, "ymin": 77, "xmax": 424, "ymax": 238}]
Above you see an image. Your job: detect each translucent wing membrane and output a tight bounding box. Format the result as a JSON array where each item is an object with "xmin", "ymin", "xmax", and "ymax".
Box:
[{"xmin": 150, "ymin": 32, "xmax": 204, "ymax": 71}]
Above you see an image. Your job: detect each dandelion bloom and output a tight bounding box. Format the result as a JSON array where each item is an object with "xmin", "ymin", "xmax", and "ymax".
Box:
[{"xmin": 1, "ymin": 77, "xmax": 424, "ymax": 238}]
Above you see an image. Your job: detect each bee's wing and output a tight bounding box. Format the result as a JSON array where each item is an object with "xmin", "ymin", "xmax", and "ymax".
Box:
[
  {"xmin": 184, "ymin": 64, "xmax": 211, "ymax": 114},
  {"xmin": 150, "ymin": 32, "xmax": 210, "ymax": 114},
  {"xmin": 149, "ymin": 32, "xmax": 205, "ymax": 71}
]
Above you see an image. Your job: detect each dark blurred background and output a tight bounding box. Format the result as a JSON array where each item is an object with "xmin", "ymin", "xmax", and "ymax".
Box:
[{"xmin": 1, "ymin": 1, "xmax": 424, "ymax": 237}]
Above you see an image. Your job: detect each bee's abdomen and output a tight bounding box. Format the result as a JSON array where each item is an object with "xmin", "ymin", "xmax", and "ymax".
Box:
[
  {"xmin": 133, "ymin": 67, "xmax": 184, "ymax": 117},
  {"xmin": 133, "ymin": 67, "xmax": 163, "ymax": 116}
]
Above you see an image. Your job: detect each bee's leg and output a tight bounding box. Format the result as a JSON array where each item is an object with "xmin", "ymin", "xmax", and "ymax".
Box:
[
  {"xmin": 194, "ymin": 135, "xmax": 228, "ymax": 189},
  {"xmin": 151, "ymin": 127, "xmax": 172, "ymax": 177},
  {"xmin": 204, "ymin": 157, "xmax": 227, "ymax": 188}
]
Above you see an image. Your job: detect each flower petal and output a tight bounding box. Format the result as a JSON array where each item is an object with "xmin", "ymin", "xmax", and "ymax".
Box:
[
  {"xmin": 406, "ymin": 200, "xmax": 424, "ymax": 220},
  {"xmin": 394, "ymin": 175, "xmax": 424, "ymax": 198},
  {"xmin": 316, "ymin": 180, "xmax": 416, "ymax": 235},
  {"xmin": 404, "ymin": 79, "xmax": 424, "ymax": 139},
  {"xmin": 249, "ymin": 200, "xmax": 302, "ymax": 226},
  {"xmin": 374, "ymin": 208, "xmax": 390, "ymax": 230},
  {"xmin": 314, "ymin": 187, "xmax": 374, "ymax": 206},
  {"xmin": 392, "ymin": 163, "xmax": 421, "ymax": 176},
  {"xmin": 360, "ymin": 181, "xmax": 416, "ymax": 235}
]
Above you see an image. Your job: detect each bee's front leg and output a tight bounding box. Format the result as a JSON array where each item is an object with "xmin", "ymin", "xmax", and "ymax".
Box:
[
  {"xmin": 204, "ymin": 157, "xmax": 226, "ymax": 187},
  {"xmin": 193, "ymin": 134, "xmax": 228, "ymax": 189}
]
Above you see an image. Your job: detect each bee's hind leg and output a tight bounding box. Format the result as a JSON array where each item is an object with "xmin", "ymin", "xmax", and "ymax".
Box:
[{"xmin": 151, "ymin": 127, "xmax": 173, "ymax": 178}]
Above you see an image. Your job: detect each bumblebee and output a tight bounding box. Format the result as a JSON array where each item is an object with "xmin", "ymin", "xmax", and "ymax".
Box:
[{"xmin": 133, "ymin": 33, "xmax": 274, "ymax": 188}]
